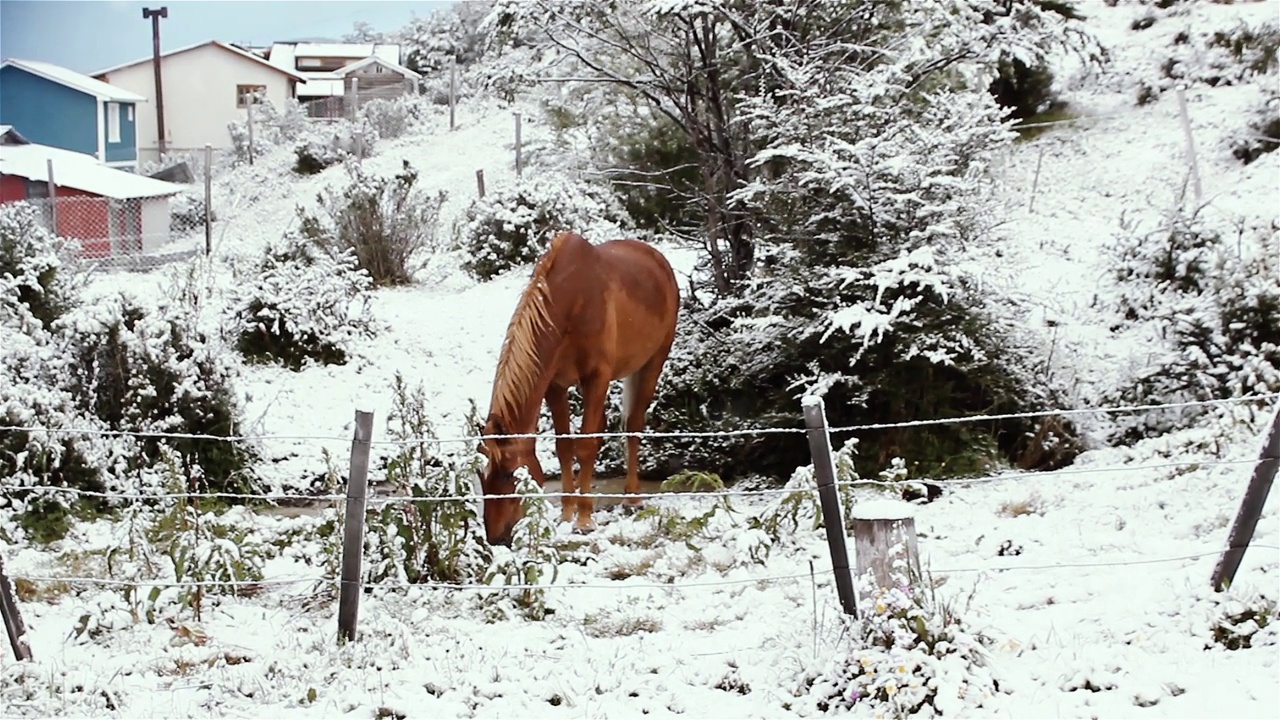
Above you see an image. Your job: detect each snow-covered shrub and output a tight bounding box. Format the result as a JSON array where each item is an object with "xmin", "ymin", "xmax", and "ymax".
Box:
[
  {"xmin": 299, "ymin": 160, "xmax": 446, "ymax": 286},
  {"xmin": 358, "ymin": 95, "xmax": 433, "ymax": 140},
  {"xmin": 1106, "ymin": 213, "xmax": 1280, "ymax": 440},
  {"xmin": 58, "ymin": 292, "xmax": 259, "ymax": 494},
  {"xmin": 752, "ymin": 440, "xmax": 861, "ymax": 544},
  {"xmin": 169, "ymin": 190, "xmax": 212, "ymax": 236},
  {"xmin": 1141, "ymin": 16, "xmax": 1279, "ymax": 103},
  {"xmin": 363, "ymin": 375, "xmax": 492, "ymax": 586},
  {"xmin": 228, "ymin": 98, "xmax": 312, "ymax": 166},
  {"xmin": 804, "ymin": 566, "xmax": 999, "ymax": 718},
  {"xmin": 230, "ymin": 231, "xmax": 376, "ymax": 370},
  {"xmin": 1204, "ymin": 586, "xmax": 1276, "ymax": 650},
  {"xmin": 986, "ymin": 1, "xmax": 1094, "ymax": 122},
  {"xmin": 292, "ymin": 116, "xmax": 378, "ymax": 175},
  {"xmin": 1231, "ymin": 93, "xmax": 1280, "ymax": 165},
  {"xmin": 0, "ymin": 201, "xmax": 78, "ymax": 327},
  {"xmin": 399, "ymin": 1, "xmax": 496, "ymax": 74},
  {"xmin": 482, "ymin": 471, "xmax": 561, "ymax": 620},
  {"xmin": 456, "ymin": 173, "xmax": 632, "ymax": 281}
]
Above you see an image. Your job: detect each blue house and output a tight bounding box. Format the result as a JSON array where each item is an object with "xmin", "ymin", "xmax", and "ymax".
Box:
[{"xmin": 0, "ymin": 58, "xmax": 147, "ymax": 171}]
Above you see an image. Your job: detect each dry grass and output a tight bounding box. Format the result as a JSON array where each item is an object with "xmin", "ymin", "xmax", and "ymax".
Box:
[
  {"xmin": 605, "ymin": 552, "xmax": 661, "ymax": 580},
  {"xmin": 582, "ymin": 610, "xmax": 663, "ymax": 638},
  {"xmin": 998, "ymin": 491, "xmax": 1048, "ymax": 518}
]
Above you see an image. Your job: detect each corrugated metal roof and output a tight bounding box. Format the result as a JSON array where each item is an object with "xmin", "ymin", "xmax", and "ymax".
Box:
[
  {"xmin": 1, "ymin": 59, "xmax": 147, "ymax": 103},
  {"xmin": 0, "ymin": 143, "xmax": 182, "ymax": 199}
]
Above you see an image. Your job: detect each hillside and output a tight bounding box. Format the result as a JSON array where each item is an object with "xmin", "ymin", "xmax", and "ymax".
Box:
[{"xmin": 2, "ymin": 1, "xmax": 1277, "ymax": 718}]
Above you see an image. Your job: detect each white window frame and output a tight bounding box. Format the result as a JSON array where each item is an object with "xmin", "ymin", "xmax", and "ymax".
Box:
[
  {"xmin": 106, "ymin": 102, "xmax": 121, "ymax": 143},
  {"xmin": 126, "ymin": 104, "xmax": 134, "ymax": 121}
]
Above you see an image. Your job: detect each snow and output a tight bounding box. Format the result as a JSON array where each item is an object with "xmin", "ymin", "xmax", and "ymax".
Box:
[
  {"xmin": 0, "ymin": 143, "xmax": 184, "ymax": 199},
  {"xmin": 4, "ymin": 2, "xmax": 1279, "ymax": 718}
]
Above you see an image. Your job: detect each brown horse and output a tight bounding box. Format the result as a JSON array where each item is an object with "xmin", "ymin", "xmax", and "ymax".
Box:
[{"xmin": 477, "ymin": 231, "xmax": 680, "ymax": 546}]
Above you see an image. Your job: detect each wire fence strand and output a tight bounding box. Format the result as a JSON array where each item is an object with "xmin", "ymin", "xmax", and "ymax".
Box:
[
  {"xmin": 13, "ymin": 545, "xmax": 1277, "ymax": 595},
  {"xmin": 1, "ymin": 392, "xmax": 1275, "ymax": 446},
  {"xmin": 3, "ymin": 455, "xmax": 1263, "ymax": 504}
]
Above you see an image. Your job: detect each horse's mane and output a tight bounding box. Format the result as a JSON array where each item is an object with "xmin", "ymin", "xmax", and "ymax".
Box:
[{"xmin": 489, "ymin": 235, "xmax": 568, "ymax": 427}]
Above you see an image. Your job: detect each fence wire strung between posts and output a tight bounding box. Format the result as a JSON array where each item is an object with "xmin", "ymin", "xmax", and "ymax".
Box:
[
  {"xmin": 6, "ymin": 154, "xmax": 215, "ymax": 273},
  {"xmin": 2, "ymin": 392, "xmax": 1278, "ymax": 651}
]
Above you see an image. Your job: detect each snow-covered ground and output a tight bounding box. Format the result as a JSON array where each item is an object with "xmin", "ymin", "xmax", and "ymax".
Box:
[{"xmin": 4, "ymin": 2, "xmax": 1279, "ymax": 718}]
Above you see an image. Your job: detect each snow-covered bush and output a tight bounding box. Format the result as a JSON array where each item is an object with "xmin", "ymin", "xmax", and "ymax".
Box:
[
  {"xmin": 293, "ymin": 116, "xmax": 378, "ymax": 175},
  {"xmin": 358, "ymin": 95, "xmax": 433, "ymax": 140},
  {"xmin": 804, "ymin": 565, "xmax": 999, "ymax": 718},
  {"xmin": 1204, "ymin": 586, "xmax": 1276, "ymax": 651},
  {"xmin": 58, "ymin": 292, "xmax": 259, "ymax": 494},
  {"xmin": 228, "ymin": 98, "xmax": 312, "ymax": 166},
  {"xmin": 1139, "ymin": 16, "xmax": 1279, "ymax": 103},
  {"xmin": 362, "ymin": 375, "xmax": 492, "ymax": 586},
  {"xmin": 1232, "ymin": 93, "xmax": 1280, "ymax": 165},
  {"xmin": 399, "ymin": 1, "xmax": 496, "ymax": 74},
  {"xmin": 482, "ymin": 471, "xmax": 561, "ymax": 620},
  {"xmin": 298, "ymin": 160, "xmax": 446, "ymax": 286},
  {"xmin": 456, "ymin": 173, "xmax": 632, "ymax": 281},
  {"xmin": 0, "ymin": 201, "xmax": 78, "ymax": 327},
  {"xmin": 1106, "ymin": 213, "xmax": 1280, "ymax": 440},
  {"xmin": 230, "ymin": 231, "xmax": 376, "ymax": 370}
]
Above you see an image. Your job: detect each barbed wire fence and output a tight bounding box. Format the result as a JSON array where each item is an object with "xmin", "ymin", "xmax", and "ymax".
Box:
[{"xmin": 2, "ymin": 391, "xmax": 1278, "ymax": 657}]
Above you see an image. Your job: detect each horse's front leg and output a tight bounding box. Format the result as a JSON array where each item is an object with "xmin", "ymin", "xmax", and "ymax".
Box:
[
  {"xmin": 545, "ymin": 384, "xmax": 576, "ymax": 523},
  {"xmin": 573, "ymin": 373, "xmax": 610, "ymax": 533}
]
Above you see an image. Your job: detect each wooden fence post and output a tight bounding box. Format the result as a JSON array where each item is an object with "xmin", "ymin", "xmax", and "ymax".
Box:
[
  {"xmin": 1175, "ymin": 85, "xmax": 1203, "ymax": 207},
  {"xmin": 850, "ymin": 500, "xmax": 922, "ymax": 600},
  {"xmin": 337, "ymin": 410, "xmax": 374, "ymax": 643},
  {"xmin": 1212, "ymin": 403, "xmax": 1280, "ymax": 592},
  {"xmin": 349, "ymin": 77, "xmax": 361, "ymax": 121},
  {"xmin": 449, "ymin": 61, "xmax": 457, "ymax": 131},
  {"xmin": 45, "ymin": 159, "xmax": 58, "ymax": 236},
  {"xmin": 203, "ymin": 144, "xmax": 212, "ymax": 256},
  {"xmin": 0, "ymin": 555, "xmax": 32, "ymax": 661},
  {"xmin": 802, "ymin": 396, "xmax": 858, "ymax": 617},
  {"xmin": 514, "ymin": 112, "xmax": 523, "ymax": 177},
  {"xmin": 475, "ymin": 169, "xmax": 486, "ymax": 198}
]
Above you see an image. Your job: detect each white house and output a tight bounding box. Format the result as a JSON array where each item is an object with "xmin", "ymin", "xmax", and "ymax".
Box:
[
  {"xmin": 266, "ymin": 42, "xmax": 402, "ymax": 102},
  {"xmin": 91, "ymin": 40, "xmax": 307, "ymax": 164}
]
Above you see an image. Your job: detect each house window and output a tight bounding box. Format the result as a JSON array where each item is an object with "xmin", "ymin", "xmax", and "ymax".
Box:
[
  {"xmin": 107, "ymin": 102, "xmax": 121, "ymax": 143},
  {"xmin": 127, "ymin": 105, "xmax": 134, "ymax": 121},
  {"xmin": 236, "ymin": 84, "xmax": 266, "ymax": 108}
]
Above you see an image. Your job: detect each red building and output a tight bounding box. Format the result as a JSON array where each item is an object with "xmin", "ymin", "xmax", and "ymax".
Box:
[{"xmin": 0, "ymin": 125, "xmax": 183, "ymax": 259}]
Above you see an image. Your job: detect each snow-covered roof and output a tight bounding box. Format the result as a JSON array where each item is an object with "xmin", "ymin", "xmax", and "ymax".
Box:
[
  {"xmin": 92, "ymin": 41, "xmax": 307, "ymax": 82},
  {"xmin": 333, "ymin": 55, "xmax": 421, "ymax": 80},
  {"xmin": 1, "ymin": 59, "xmax": 147, "ymax": 103},
  {"xmin": 295, "ymin": 76, "xmax": 344, "ymax": 98},
  {"xmin": 0, "ymin": 125, "xmax": 30, "ymax": 144},
  {"xmin": 280, "ymin": 42, "xmax": 402, "ymax": 63},
  {"xmin": 0, "ymin": 143, "xmax": 182, "ymax": 199}
]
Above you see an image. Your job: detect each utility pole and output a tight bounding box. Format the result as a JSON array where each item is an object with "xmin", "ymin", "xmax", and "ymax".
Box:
[{"xmin": 142, "ymin": 7, "xmax": 169, "ymax": 156}]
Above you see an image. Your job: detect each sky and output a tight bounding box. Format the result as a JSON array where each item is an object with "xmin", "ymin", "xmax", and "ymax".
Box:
[{"xmin": 0, "ymin": 0, "xmax": 456, "ymax": 75}]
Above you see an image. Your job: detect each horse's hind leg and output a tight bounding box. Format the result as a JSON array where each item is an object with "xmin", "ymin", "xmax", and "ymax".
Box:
[
  {"xmin": 545, "ymin": 383, "xmax": 576, "ymax": 523},
  {"xmin": 622, "ymin": 349, "xmax": 672, "ymax": 512},
  {"xmin": 573, "ymin": 372, "xmax": 610, "ymax": 533}
]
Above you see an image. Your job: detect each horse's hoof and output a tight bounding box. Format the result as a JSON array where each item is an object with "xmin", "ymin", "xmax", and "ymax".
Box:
[{"xmin": 572, "ymin": 519, "xmax": 597, "ymax": 535}]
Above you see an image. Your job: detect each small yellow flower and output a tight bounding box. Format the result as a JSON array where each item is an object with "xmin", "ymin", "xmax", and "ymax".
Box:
[
  {"xmin": 885, "ymin": 682, "xmax": 898, "ymax": 696},
  {"xmin": 876, "ymin": 603, "xmax": 886, "ymax": 613}
]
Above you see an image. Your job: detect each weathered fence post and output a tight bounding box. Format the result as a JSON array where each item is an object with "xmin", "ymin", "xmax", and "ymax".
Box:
[
  {"xmin": 514, "ymin": 111, "xmax": 523, "ymax": 177},
  {"xmin": 246, "ymin": 92, "xmax": 255, "ymax": 166},
  {"xmin": 45, "ymin": 159, "xmax": 58, "ymax": 235},
  {"xmin": 0, "ymin": 555, "xmax": 32, "ymax": 661},
  {"xmin": 802, "ymin": 396, "xmax": 858, "ymax": 617},
  {"xmin": 475, "ymin": 169, "xmax": 486, "ymax": 198},
  {"xmin": 1028, "ymin": 145, "xmax": 1046, "ymax": 214},
  {"xmin": 337, "ymin": 410, "xmax": 374, "ymax": 643},
  {"xmin": 1212, "ymin": 403, "xmax": 1280, "ymax": 592},
  {"xmin": 1175, "ymin": 85, "xmax": 1203, "ymax": 207},
  {"xmin": 850, "ymin": 500, "xmax": 922, "ymax": 602},
  {"xmin": 449, "ymin": 61, "xmax": 457, "ymax": 131},
  {"xmin": 203, "ymin": 144, "xmax": 213, "ymax": 256},
  {"xmin": 349, "ymin": 77, "xmax": 360, "ymax": 121}
]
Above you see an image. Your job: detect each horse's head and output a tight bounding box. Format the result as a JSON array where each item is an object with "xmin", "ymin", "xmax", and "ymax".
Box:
[{"xmin": 477, "ymin": 414, "xmax": 536, "ymax": 546}]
